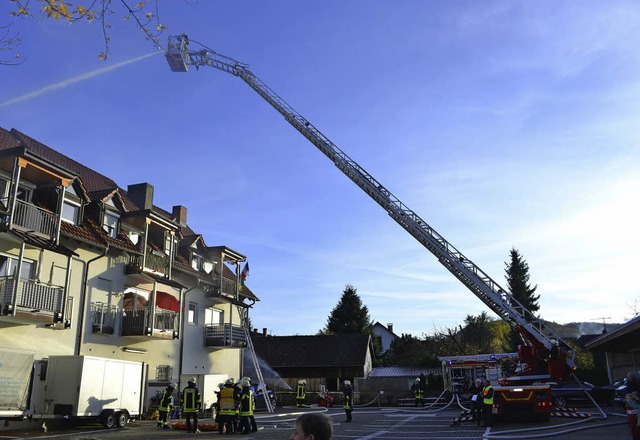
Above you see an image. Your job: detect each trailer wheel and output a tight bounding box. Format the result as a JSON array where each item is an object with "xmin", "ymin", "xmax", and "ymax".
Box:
[
  {"xmin": 115, "ymin": 411, "xmax": 128, "ymax": 428},
  {"xmin": 101, "ymin": 411, "xmax": 117, "ymax": 429},
  {"xmin": 553, "ymin": 396, "xmax": 567, "ymax": 409}
]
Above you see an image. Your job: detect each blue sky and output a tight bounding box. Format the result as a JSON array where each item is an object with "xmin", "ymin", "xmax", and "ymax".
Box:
[{"xmin": 2, "ymin": 1, "xmax": 639, "ymax": 337}]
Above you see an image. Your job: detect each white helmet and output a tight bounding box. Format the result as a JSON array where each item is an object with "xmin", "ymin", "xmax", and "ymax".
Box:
[
  {"xmin": 343, "ymin": 380, "xmax": 351, "ymax": 386},
  {"xmin": 170, "ymin": 382, "xmax": 178, "ymax": 389},
  {"xmin": 241, "ymin": 378, "xmax": 250, "ymax": 387}
]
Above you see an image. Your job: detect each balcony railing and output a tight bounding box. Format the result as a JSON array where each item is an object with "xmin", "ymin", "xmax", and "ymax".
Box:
[
  {"xmin": 0, "ymin": 275, "xmax": 64, "ymax": 320},
  {"xmin": 90, "ymin": 302, "xmax": 117, "ymax": 334},
  {"xmin": 126, "ymin": 249, "xmax": 169, "ymax": 277},
  {"xmin": 11, "ymin": 199, "xmax": 57, "ymax": 240},
  {"xmin": 121, "ymin": 306, "xmax": 178, "ymax": 338},
  {"xmin": 221, "ymin": 278, "xmax": 238, "ymax": 296},
  {"xmin": 204, "ymin": 323, "xmax": 247, "ymax": 348}
]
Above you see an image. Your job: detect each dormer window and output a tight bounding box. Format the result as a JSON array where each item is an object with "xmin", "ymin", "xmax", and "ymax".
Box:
[
  {"xmin": 61, "ymin": 186, "xmax": 81, "ymax": 225},
  {"xmin": 191, "ymin": 253, "xmax": 203, "ymax": 271},
  {"xmin": 103, "ymin": 210, "xmax": 119, "ymax": 239}
]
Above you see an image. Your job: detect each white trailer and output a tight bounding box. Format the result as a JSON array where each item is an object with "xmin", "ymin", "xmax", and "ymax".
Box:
[
  {"xmin": 0, "ymin": 348, "xmax": 35, "ymax": 421},
  {"xmin": 30, "ymin": 355, "xmax": 147, "ymax": 429}
]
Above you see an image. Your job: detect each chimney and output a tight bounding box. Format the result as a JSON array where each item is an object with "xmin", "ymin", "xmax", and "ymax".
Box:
[
  {"xmin": 172, "ymin": 205, "xmax": 188, "ymax": 227},
  {"xmin": 127, "ymin": 183, "xmax": 154, "ymax": 210},
  {"xmin": 387, "ymin": 323, "xmax": 393, "ymax": 333},
  {"xmin": 262, "ymin": 328, "xmax": 268, "ymax": 337}
]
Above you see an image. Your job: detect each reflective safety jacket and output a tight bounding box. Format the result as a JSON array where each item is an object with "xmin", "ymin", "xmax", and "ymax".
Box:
[
  {"xmin": 343, "ymin": 386, "xmax": 353, "ymax": 410},
  {"xmin": 159, "ymin": 387, "xmax": 174, "ymax": 412},
  {"xmin": 219, "ymin": 386, "xmax": 237, "ymax": 416},
  {"xmin": 483, "ymin": 385, "xmax": 494, "ymax": 405},
  {"xmin": 296, "ymin": 384, "xmax": 306, "ymax": 399},
  {"xmin": 181, "ymin": 385, "xmax": 201, "ymax": 413},
  {"xmin": 239, "ymin": 387, "xmax": 254, "ymax": 417}
]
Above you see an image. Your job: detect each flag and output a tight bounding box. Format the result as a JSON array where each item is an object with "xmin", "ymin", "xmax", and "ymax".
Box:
[{"xmin": 239, "ymin": 261, "xmax": 249, "ymax": 290}]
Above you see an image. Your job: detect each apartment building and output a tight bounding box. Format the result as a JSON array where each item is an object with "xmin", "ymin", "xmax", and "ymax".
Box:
[{"xmin": 0, "ymin": 127, "xmax": 258, "ymax": 411}]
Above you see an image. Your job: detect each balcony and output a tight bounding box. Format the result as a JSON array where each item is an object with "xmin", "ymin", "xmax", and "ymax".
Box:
[
  {"xmin": 121, "ymin": 306, "xmax": 179, "ymax": 339},
  {"xmin": 90, "ymin": 302, "xmax": 117, "ymax": 334},
  {"xmin": 204, "ymin": 323, "xmax": 247, "ymax": 348},
  {"xmin": 126, "ymin": 249, "xmax": 169, "ymax": 277},
  {"xmin": 0, "ymin": 275, "xmax": 64, "ymax": 324},
  {"xmin": 8, "ymin": 199, "xmax": 57, "ymax": 240}
]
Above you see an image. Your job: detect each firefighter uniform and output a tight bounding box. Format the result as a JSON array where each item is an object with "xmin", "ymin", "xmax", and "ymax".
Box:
[
  {"xmin": 218, "ymin": 381, "xmax": 237, "ymax": 434},
  {"xmin": 342, "ymin": 380, "xmax": 353, "ymax": 422},
  {"xmin": 239, "ymin": 380, "xmax": 257, "ymax": 434},
  {"xmin": 296, "ymin": 380, "xmax": 307, "ymax": 407},
  {"xmin": 482, "ymin": 381, "xmax": 494, "ymax": 428},
  {"xmin": 157, "ymin": 383, "xmax": 176, "ymax": 430},
  {"xmin": 181, "ymin": 378, "xmax": 201, "ymax": 433}
]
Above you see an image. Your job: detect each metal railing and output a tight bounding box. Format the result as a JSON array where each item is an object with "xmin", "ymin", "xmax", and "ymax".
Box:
[
  {"xmin": 204, "ymin": 323, "xmax": 247, "ymax": 347},
  {"xmin": 0, "ymin": 275, "xmax": 64, "ymax": 315},
  {"xmin": 121, "ymin": 306, "xmax": 178, "ymax": 336},
  {"xmin": 11, "ymin": 199, "xmax": 57, "ymax": 239},
  {"xmin": 90, "ymin": 302, "xmax": 117, "ymax": 334}
]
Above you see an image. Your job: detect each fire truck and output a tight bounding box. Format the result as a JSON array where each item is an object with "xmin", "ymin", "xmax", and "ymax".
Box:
[
  {"xmin": 440, "ymin": 353, "xmax": 553, "ymax": 419},
  {"xmin": 164, "ymin": 35, "xmax": 577, "ymax": 420}
]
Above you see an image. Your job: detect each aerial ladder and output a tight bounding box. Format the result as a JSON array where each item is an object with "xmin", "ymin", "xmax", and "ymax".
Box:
[{"xmin": 165, "ymin": 35, "xmax": 576, "ymax": 386}]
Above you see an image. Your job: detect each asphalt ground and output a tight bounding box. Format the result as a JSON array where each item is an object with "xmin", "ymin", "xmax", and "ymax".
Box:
[{"xmin": 0, "ymin": 404, "xmax": 632, "ymax": 440}]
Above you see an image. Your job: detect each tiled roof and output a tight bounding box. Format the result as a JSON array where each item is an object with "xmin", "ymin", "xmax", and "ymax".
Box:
[
  {"xmin": 8, "ymin": 129, "xmax": 120, "ymax": 194},
  {"xmin": 368, "ymin": 367, "xmax": 439, "ymax": 378},
  {"xmin": 251, "ymin": 334, "xmax": 370, "ymax": 368}
]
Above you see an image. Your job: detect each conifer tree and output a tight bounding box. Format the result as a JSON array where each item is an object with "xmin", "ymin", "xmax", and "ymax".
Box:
[
  {"xmin": 324, "ymin": 284, "xmax": 373, "ymax": 334},
  {"xmin": 505, "ymin": 247, "xmax": 540, "ymax": 319}
]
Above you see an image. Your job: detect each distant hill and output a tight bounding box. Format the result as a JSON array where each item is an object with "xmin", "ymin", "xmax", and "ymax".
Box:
[{"xmin": 543, "ymin": 321, "xmax": 621, "ymax": 339}]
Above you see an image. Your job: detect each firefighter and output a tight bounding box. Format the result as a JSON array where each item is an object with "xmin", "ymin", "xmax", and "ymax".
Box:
[
  {"xmin": 157, "ymin": 382, "xmax": 176, "ymax": 430},
  {"xmin": 239, "ymin": 377, "xmax": 258, "ymax": 434},
  {"xmin": 470, "ymin": 378, "xmax": 483, "ymax": 426},
  {"xmin": 482, "ymin": 379, "xmax": 494, "ymax": 428},
  {"xmin": 181, "ymin": 377, "xmax": 201, "ymax": 434},
  {"xmin": 296, "ymin": 380, "xmax": 307, "ymax": 408},
  {"xmin": 342, "ymin": 380, "xmax": 353, "ymax": 422},
  {"xmin": 213, "ymin": 383, "xmax": 224, "ymax": 427},
  {"xmin": 218, "ymin": 379, "xmax": 237, "ymax": 435},
  {"xmin": 410, "ymin": 377, "xmax": 425, "ymax": 407}
]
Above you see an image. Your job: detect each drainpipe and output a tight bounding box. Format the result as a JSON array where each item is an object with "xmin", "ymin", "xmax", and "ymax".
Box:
[
  {"xmin": 75, "ymin": 245, "xmax": 109, "ymax": 355},
  {"xmin": 179, "ymin": 281, "xmax": 200, "ymax": 387}
]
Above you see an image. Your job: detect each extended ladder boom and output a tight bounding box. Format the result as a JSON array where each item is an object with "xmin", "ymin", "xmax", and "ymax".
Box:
[{"xmin": 166, "ymin": 35, "xmax": 574, "ymax": 372}]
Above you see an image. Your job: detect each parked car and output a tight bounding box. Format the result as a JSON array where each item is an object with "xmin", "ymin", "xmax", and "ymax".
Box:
[
  {"xmin": 252, "ymin": 382, "xmax": 277, "ymax": 411},
  {"xmin": 549, "ymin": 381, "xmax": 615, "ymax": 408}
]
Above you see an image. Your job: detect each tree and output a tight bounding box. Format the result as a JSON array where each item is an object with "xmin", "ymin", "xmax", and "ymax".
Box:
[
  {"xmin": 385, "ymin": 334, "xmax": 431, "ymax": 367},
  {"xmin": 6, "ymin": 1, "xmax": 167, "ymax": 60},
  {"xmin": 505, "ymin": 247, "xmax": 540, "ymax": 319},
  {"xmin": 324, "ymin": 284, "xmax": 372, "ymax": 334}
]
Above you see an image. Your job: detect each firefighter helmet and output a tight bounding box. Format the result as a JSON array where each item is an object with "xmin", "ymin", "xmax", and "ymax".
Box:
[
  {"xmin": 225, "ymin": 378, "xmax": 234, "ymax": 385},
  {"xmin": 343, "ymin": 380, "xmax": 351, "ymax": 386},
  {"xmin": 170, "ymin": 382, "xmax": 177, "ymax": 389}
]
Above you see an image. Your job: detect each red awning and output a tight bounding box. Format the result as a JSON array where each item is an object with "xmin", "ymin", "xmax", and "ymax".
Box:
[{"xmin": 156, "ymin": 291, "xmax": 179, "ymax": 312}]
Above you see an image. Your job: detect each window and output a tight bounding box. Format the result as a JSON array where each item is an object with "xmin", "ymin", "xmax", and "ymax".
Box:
[
  {"xmin": 187, "ymin": 302, "xmax": 197, "ymax": 325},
  {"xmin": 191, "ymin": 253, "xmax": 203, "ymax": 271},
  {"xmin": 103, "ymin": 210, "xmax": 119, "ymax": 238},
  {"xmin": 61, "ymin": 200, "xmax": 81, "ymax": 224},
  {"xmin": 204, "ymin": 308, "xmax": 222, "ymax": 326},
  {"xmin": 61, "ymin": 186, "xmax": 81, "ymax": 225},
  {"xmin": 164, "ymin": 232, "xmax": 173, "ymax": 256},
  {"xmin": 0, "ymin": 254, "xmax": 34, "ymax": 280},
  {"xmin": 156, "ymin": 365, "xmax": 173, "ymax": 381}
]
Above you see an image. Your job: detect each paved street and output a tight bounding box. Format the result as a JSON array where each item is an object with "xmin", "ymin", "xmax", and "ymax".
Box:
[{"xmin": 0, "ymin": 405, "xmax": 631, "ymax": 440}]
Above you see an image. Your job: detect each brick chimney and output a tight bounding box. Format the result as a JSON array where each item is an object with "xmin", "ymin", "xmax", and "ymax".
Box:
[
  {"xmin": 127, "ymin": 183, "xmax": 154, "ymax": 210},
  {"xmin": 172, "ymin": 205, "xmax": 188, "ymax": 227}
]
